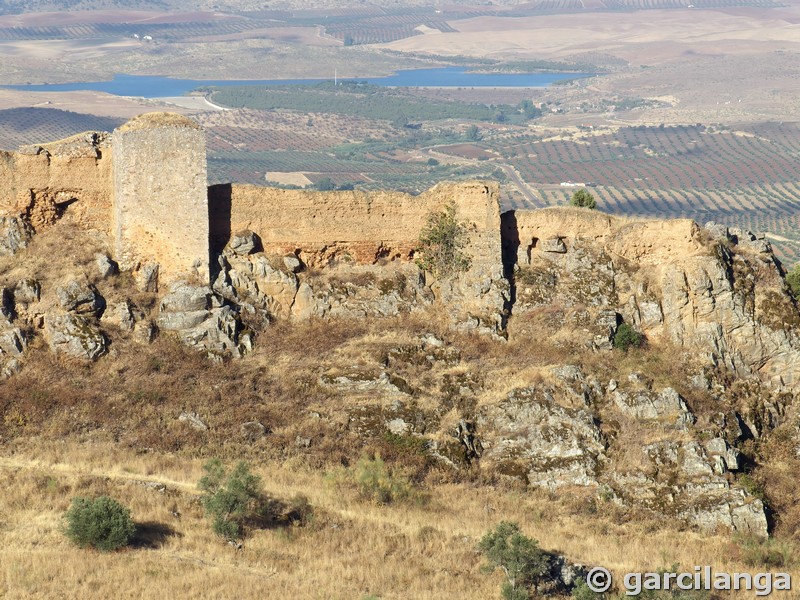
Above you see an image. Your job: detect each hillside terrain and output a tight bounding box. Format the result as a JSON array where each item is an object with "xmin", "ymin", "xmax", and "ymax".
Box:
[{"xmin": 1, "ymin": 162, "xmax": 800, "ymax": 596}]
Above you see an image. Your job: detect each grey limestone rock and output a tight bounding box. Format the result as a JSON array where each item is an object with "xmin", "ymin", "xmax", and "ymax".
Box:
[
  {"xmin": 704, "ymin": 221, "xmax": 730, "ymax": 241},
  {"xmin": 45, "ymin": 312, "xmax": 107, "ymax": 360},
  {"xmin": 0, "ymin": 216, "xmax": 32, "ymax": 256},
  {"xmin": 159, "ymin": 282, "xmax": 210, "ymax": 313},
  {"xmin": 229, "ymin": 230, "xmax": 258, "ymax": 256},
  {"xmin": 57, "ymin": 279, "xmax": 104, "ymax": 316},
  {"xmin": 14, "ymin": 278, "xmax": 40, "ymax": 306},
  {"xmin": 178, "ymin": 412, "xmax": 208, "ymax": 431},
  {"xmin": 241, "ymin": 420, "xmax": 267, "ymax": 440},
  {"xmin": 283, "ymin": 254, "xmax": 302, "ymax": 272},
  {"xmin": 157, "ymin": 282, "xmax": 245, "ymax": 358},
  {"xmin": 135, "ymin": 262, "xmax": 159, "ymax": 293},
  {"xmin": 478, "ymin": 386, "xmax": 605, "ymax": 489},
  {"xmin": 95, "ymin": 253, "xmax": 118, "ymax": 279},
  {"xmin": 613, "ymin": 387, "xmax": 695, "ymax": 429}
]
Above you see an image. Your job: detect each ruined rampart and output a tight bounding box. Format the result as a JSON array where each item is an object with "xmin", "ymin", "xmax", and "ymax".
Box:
[
  {"xmin": 0, "ymin": 133, "xmax": 112, "ymax": 231},
  {"xmin": 209, "ymin": 180, "xmax": 500, "ymax": 267}
]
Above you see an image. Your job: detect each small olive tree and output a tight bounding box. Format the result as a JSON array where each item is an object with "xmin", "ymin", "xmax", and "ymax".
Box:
[
  {"xmin": 415, "ymin": 202, "xmax": 472, "ymax": 278},
  {"xmin": 356, "ymin": 453, "xmax": 412, "ymax": 505},
  {"xmin": 199, "ymin": 459, "xmax": 264, "ymax": 541},
  {"xmin": 64, "ymin": 496, "xmax": 136, "ymax": 552},
  {"xmin": 570, "ymin": 189, "xmax": 597, "ymax": 209},
  {"xmin": 613, "ymin": 323, "xmax": 644, "ymax": 351},
  {"xmin": 479, "ymin": 521, "xmax": 551, "ymax": 600}
]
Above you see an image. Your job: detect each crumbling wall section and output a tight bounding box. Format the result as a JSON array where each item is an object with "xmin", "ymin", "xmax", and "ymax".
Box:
[
  {"xmin": 112, "ymin": 113, "xmax": 209, "ymax": 284},
  {"xmin": 211, "ymin": 181, "xmax": 499, "ymax": 265},
  {"xmin": 210, "ymin": 180, "xmax": 507, "ymax": 333},
  {"xmin": 0, "ymin": 134, "xmax": 113, "ymax": 231}
]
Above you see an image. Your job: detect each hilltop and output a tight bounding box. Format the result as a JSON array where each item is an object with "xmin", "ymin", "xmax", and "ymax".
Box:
[{"xmin": 1, "ymin": 119, "xmax": 800, "ymax": 597}]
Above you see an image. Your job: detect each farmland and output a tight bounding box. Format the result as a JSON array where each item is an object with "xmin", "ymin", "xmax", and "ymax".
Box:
[
  {"xmin": 479, "ymin": 122, "xmax": 800, "ymax": 264},
  {"xmin": 207, "ymin": 82, "xmax": 534, "ymax": 125},
  {"xmin": 1, "ymin": 97, "xmax": 797, "ymax": 264},
  {"xmin": 0, "ymin": 107, "xmax": 122, "ymax": 148},
  {"xmin": 198, "ymin": 88, "xmax": 800, "ymax": 265}
]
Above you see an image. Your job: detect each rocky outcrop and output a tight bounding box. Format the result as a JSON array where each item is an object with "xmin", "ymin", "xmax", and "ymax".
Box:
[
  {"xmin": 44, "ymin": 312, "xmax": 107, "ymax": 360},
  {"xmin": 511, "ymin": 207, "xmax": 800, "ymax": 393},
  {"xmin": 157, "ymin": 282, "xmax": 248, "ymax": 359},
  {"xmin": 469, "ymin": 364, "xmax": 769, "ymax": 536},
  {"xmin": 609, "ymin": 439, "xmax": 767, "ymax": 538},
  {"xmin": 479, "ymin": 386, "xmax": 605, "ymax": 489},
  {"xmin": 0, "ymin": 216, "xmax": 32, "ymax": 256},
  {"xmin": 56, "ymin": 279, "xmax": 105, "ymax": 317},
  {"xmin": 0, "ymin": 288, "xmax": 26, "ymax": 376},
  {"xmin": 214, "ymin": 241, "xmax": 434, "ymax": 324}
]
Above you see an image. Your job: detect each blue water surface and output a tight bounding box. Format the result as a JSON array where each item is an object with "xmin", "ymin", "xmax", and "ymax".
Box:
[{"xmin": 3, "ymin": 68, "xmax": 593, "ymax": 98}]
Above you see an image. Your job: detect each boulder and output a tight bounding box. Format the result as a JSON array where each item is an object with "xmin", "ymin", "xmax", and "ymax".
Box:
[
  {"xmin": 134, "ymin": 262, "xmax": 159, "ymax": 293},
  {"xmin": 101, "ymin": 301, "xmax": 136, "ymax": 332},
  {"xmin": 57, "ymin": 279, "xmax": 104, "ymax": 316},
  {"xmin": 159, "ymin": 282, "xmax": 210, "ymax": 313},
  {"xmin": 95, "ymin": 253, "xmax": 118, "ymax": 279},
  {"xmin": 229, "ymin": 230, "xmax": 258, "ymax": 256},
  {"xmin": 178, "ymin": 412, "xmax": 208, "ymax": 431},
  {"xmin": 283, "ymin": 254, "xmax": 302, "ymax": 273},
  {"xmin": 0, "ymin": 322, "xmax": 26, "ymax": 357},
  {"xmin": 241, "ymin": 421, "xmax": 267, "ymax": 440},
  {"xmin": 45, "ymin": 312, "xmax": 107, "ymax": 359},
  {"xmin": 0, "ymin": 216, "xmax": 32, "ymax": 256},
  {"xmin": 704, "ymin": 221, "xmax": 730, "ymax": 241},
  {"xmin": 14, "ymin": 278, "xmax": 40, "ymax": 306}
]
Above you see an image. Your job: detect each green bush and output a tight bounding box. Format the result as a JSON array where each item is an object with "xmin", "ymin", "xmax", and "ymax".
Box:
[
  {"xmin": 199, "ymin": 458, "xmax": 264, "ymax": 541},
  {"xmin": 786, "ymin": 264, "xmax": 800, "ymax": 299},
  {"xmin": 415, "ymin": 202, "xmax": 472, "ymax": 278},
  {"xmin": 356, "ymin": 453, "xmax": 412, "ymax": 505},
  {"xmin": 571, "ymin": 579, "xmax": 605, "ymax": 599},
  {"xmin": 738, "ymin": 535, "xmax": 794, "ymax": 569},
  {"xmin": 315, "ymin": 177, "xmax": 336, "ymax": 191},
  {"xmin": 570, "ymin": 189, "xmax": 597, "ymax": 209},
  {"xmin": 63, "ymin": 496, "xmax": 136, "ymax": 552},
  {"xmin": 613, "ymin": 323, "xmax": 644, "ymax": 351},
  {"xmin": 479, "ymin": 521, "xmax": 551, "ymax": 600}
]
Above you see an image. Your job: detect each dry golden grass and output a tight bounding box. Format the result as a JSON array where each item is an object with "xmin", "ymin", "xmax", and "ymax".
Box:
[
  {"xmin": 0, "ymin": 240, "xmax": 795, "ymax": 598},
  {"xmin": 1, "ymin": 437, "xmax": 794, "ymax": 600}
]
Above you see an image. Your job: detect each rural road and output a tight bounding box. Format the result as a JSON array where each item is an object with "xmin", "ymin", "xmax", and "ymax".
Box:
[{"xmin": 497, "ymin": 163, "xmax": 546, "ymax": 209}]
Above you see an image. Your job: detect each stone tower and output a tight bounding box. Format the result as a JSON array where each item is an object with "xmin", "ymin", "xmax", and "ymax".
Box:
[{"xmin": 112, "ymin": 112, "xmax": 209, "ymax": 284}]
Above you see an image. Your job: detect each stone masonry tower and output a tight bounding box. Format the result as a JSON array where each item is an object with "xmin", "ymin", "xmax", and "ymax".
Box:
[{"xmin": 112, "ymin": 113, "xmax": 209, "ymax": 284}]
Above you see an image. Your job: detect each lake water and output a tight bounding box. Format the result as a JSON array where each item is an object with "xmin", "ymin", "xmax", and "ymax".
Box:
[{"xmin": 3, "ymin": 68, "xmax": 592, "ymax": 98}]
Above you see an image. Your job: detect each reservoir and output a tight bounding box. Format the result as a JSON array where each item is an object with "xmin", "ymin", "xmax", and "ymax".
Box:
[{"xmin": 3, "ymin": 68, "xmax": 593, "ymax": 98}]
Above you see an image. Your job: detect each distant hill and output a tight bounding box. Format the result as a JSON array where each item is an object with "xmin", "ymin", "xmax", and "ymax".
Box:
[{"xmin": 0, "ymin": 107, "xmax": 123, "ymax": 150}]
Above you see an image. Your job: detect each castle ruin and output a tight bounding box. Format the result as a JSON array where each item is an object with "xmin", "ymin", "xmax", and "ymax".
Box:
[{"xmin": 2, "ymin": 111, "xmax": 800, "ymax": 393}]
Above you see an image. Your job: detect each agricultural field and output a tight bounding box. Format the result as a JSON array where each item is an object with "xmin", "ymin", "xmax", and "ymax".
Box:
[
  {"xmin": 207, "ymin": 82, "xmax": 534, "ymax": 125},
  {"xmin": 478, "ymin": 122, "xmax": 800, "ymax": 264},
  {"xmin": 0, "ymin": 107, "xmax": 122, "ymax": 149}
]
